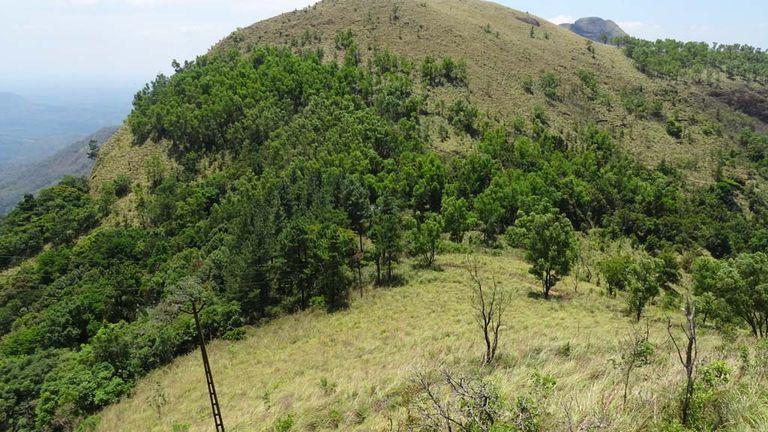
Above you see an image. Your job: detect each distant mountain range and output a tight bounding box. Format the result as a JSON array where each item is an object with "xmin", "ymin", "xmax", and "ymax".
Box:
[
  {"xmin": 559, "ymin": 17, "xmax": 628, "ymax": 44},
  {"xmin": 0, "ymin": 91, "xmax": 127, "ymax": 167},
  {"xmin": 0, "ymin": 126, "xmax": 118, "ymax": 214}
]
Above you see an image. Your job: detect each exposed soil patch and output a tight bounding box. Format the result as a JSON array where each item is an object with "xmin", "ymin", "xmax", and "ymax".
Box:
[
  {"xmin": 710, "ymin": 86, "xmax": 768, "ymax": 124},
  {"xmin": 515, "ymin": 16, "xmax": 540, "ymax": 27}
]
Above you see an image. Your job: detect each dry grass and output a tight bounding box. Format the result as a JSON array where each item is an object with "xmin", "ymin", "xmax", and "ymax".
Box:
[
  {"xmin": 209, "ymin": 0, "xmax": 760, "ymax": 184},
  {"xmin": 89, "ymin": 126, "xmax": 174, "ymax": 226},
  {"xmin": 94, "ymin": 250, "xmax": 768, "ymax": 431},
  {"xmin": 89, "ymin": 0, "xmax": 764, "ymax": 206}
]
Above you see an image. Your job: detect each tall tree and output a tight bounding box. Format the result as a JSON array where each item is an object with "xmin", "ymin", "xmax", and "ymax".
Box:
[
  {"xmin": 514, "ymin": 211, "xmax": 577, "ymax": 299},
  {"xmin": 370, "ymin": 191, "xmax": 404, "ymax": 285},
  {"xmin": 692, "ymin": 253, "xmax": 768, "ymax": 337},
  {"xmin": 626, "ymin": 255, "xmax": 663, "ymax": 321},
  {"xmin": 411, "ymin": 212, "xmax": 444, "ymax": 267}
]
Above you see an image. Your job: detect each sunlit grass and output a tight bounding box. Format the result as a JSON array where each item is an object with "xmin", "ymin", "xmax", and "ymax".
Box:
[{"xmin": 94, "ymin": 250, "xmax": 767, "ymax": 431}]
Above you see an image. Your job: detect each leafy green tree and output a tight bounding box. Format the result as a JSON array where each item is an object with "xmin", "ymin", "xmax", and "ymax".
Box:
[
  {"xmin": 370, "ymin": 191, "xmax": 404, "ymax": 285},
  {"xmin": 441, "ymin": 196, "xmax": 471, "ymax": 243},
  {"xmin": 341, "ymin": 175, "xmax": 371, "ymax": 252},
  {"xmin": 275, "ymin": 218, "xmax": 314, "ymax": 309},
  {"xmin": 626, "ymin": 255, "xmax": 663, "ymax": 321},
  {"xmin": 599, "ymin": 253, "xmax": 632, "ymax": 296},
  {"xmin": 474, "ymin": 175, "xmax": 519, "ymax": 243},
  {"xmin": 514, "ymin": 211, "xmax": 577, "ymax": 299},
  {"xmin": 450, "ymin": 152, "xmax": 498, "ymax": 200},
  {"xmin": 410, "ymin": 153, "xmax": 445, "ymax": 214},
  {"xmin": 308, "ymin": 224, "xmax": 356, "ymax": 311},
  {"xmin": 411, "ymin": 213, "xmax": 444, "ymax": 267},
  {"xmin": 692, "ymin": 253, "xmax": 768, "ymax": 337}
]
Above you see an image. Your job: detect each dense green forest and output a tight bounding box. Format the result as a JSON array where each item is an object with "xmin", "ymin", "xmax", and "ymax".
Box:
[
  {"xmin": 2, "ymin": 37, "xmax": 768, "ymax": 431},
  {"xmin": 618, "ymin": 37, "xmax": 768, "ymax": 83}
]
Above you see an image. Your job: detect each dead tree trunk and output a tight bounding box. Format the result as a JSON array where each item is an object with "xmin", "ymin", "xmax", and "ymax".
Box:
[
  {"xmin": 469, "ymin": 260, "xmax": 509, "ymax": 366},
  {"xmin": 668, "ymin": 297, "xmax": 697, "ymax": 427}
]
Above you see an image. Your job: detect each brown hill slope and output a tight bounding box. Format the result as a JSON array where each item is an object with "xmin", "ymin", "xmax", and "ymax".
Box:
[{"xmin": 203, "ymin": 0, "xmax": 762, "ymax": 184}]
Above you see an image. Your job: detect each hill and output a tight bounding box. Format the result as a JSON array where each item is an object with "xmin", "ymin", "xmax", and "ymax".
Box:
[
  {"xmin": 559, "ymin": 17, "xmax": 628, "ymax": 44},
  {"xmin": 93, "ymin": 251, "xmax": 767, "ymax": 432},
  {"xmin": 2, "ymin": 0, "xmax": 768, "ymax": 431},
  {"xmin": 0, "ymin": 126, "xmax": 118, "ymax": 215},
  {"xmin": 209, "ymin": 0, "xmax": 764, "ymax": 185}
]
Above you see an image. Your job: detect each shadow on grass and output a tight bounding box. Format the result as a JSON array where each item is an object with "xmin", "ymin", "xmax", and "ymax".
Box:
[
  {"xmin": 375, "ymin": 274, "xmax": 409, "ymax": 288},
  {"xmin": 526, "ymin": 290, "xmax": 567, "ymax": 302},
  {"xmin": 410, "ymin": 262, "xmax": 445, "ymax": 272}
]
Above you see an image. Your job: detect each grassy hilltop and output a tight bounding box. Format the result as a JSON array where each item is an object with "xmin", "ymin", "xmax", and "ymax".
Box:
[
  {"xmin": 212, "ymin": 0, "xmax": 763, "ymax": 184},
  {"xmin": 2, "ymin": 1, "xmax": 768, "ymax": 431}
]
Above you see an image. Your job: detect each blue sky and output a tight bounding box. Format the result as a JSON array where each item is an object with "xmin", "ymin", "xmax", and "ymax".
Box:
[{"xmin": 1, "ymin": 0, "xmax": 766, "ymax": 97}]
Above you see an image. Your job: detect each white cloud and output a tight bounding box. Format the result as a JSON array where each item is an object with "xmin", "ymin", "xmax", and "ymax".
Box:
[{"xmin": 548, "ymin": 14, "xmax": 574, "ymax": 25}]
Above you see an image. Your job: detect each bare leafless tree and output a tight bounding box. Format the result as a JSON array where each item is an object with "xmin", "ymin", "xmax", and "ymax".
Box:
[
  {"xmin": 668, "ymin": 296, "xmax": 698, "ymax": 427},
  {"xmin": 619, "ymin": 322, "xmax": 651, "ymax": 406},
  {"xmin": 468, "ymin": 259, "xmax": 509, "ymax": 366},
  {"xmin": 409, "ymin": 367, "xmax": 503, "ymax": 432}
]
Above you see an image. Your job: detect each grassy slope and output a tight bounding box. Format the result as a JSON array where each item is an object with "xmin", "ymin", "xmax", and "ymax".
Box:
[
  {"xmin": 67, "ymin": 1, "xmax": 766, "ymax": 429},
  {"xmin": 94, "ymin": 251, "xmax": 762, "ymax": 432},
  {"xmin": 88, "ymin": 126, "xmax": 174, "ymax": 225},
  {"xmin": 214, "ymin": 0, "xmax": 760, "ymax": 184},
  {"xmin": 87, "ymin": 0, "xmax": 764, "ymax": 213}
]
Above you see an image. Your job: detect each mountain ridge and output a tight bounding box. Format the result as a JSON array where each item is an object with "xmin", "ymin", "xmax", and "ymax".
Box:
[
  {"xmin": 0, "ymin": 126, "xmax": 118, "ymax": 214},
  {"xmin": 2, "ymin": 1, "xmax": 768, "ymax": 431}
]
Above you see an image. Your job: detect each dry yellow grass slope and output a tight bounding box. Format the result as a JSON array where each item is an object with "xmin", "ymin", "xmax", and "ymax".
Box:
[
  {"xmin": 90, "ymin": 0, "xmax": 761, "ymax": 193},
  {"xmin": 94, "ymin": 251, "xmax": 766, "ymax": 432},
  {"xmin": 212, "ymin": 0, "xmax": 756, "ymax": 184},
  {"xmin": 89, "ymin": 126, "xmax": 174, "ymax": 226}
]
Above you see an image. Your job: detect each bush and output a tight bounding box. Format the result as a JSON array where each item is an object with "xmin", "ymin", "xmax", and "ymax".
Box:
[
  {"xmin": 521, "ymin": 75, "xmax": 534, "ymax": 94},
  {"xmin": 113, "ymin": 175, "xmax": 132, "ymax": 198},
  {"xmin": 274, "ymin": 414, "xmax": 295, "ymax": 432},
  {"xmin": 666, "ymin": 119, "xmax": 684, "ymax": 139},
  {"xmin": 447, "ymin": 99, "xmax": 479, "ymax": 136},
  {"xmin": 539, "ymin": 72, "xmax": 560, "ymax": 100}
]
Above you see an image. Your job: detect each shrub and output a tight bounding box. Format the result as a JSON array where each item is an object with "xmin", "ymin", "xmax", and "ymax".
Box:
[
  {"xmin": 274, "ymin": 414, "xmax": 295, "ymax": 432},
  {"xmin": 447, "ymin": 99, "xmax": 480, "ymax": 136},
  {"xmin": 539, "ymin": 72, "xmax": 560, "ymax": 100},
  {"xmin": 113, "ymin": 175, "xmax": 132, "ymax": 198},
  {"xmin": 521, "ymin": 75, "xmax": 534, "ymax": 94},
  {"xmin": 666, "ymin": 119, "xmax": 684, "ymax": 139}
]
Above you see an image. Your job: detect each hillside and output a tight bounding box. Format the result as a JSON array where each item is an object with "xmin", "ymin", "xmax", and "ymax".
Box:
[
  {"xmin": 94, "ymin": 252, "xmax": 767, "ymax": 432},
  {"xmin": 2, "ymin": 0, "xmax": 768, "ymax": 431},
  {"xmin": 559, "ymin": 17, "xmax": 629, "ymax": 44},
  {"xmin": 0, "ymin": 126, "xmax": 118, "ymax": 215},
  {"xmin": 211, "ymin": 0, "xmax": 763, "ymax": 185}
]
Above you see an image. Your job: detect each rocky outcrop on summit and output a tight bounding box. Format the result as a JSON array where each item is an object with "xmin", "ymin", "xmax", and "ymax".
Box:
[{"xmin": 559, "ymin": 17, "xmax": 628, "ymax": 44}]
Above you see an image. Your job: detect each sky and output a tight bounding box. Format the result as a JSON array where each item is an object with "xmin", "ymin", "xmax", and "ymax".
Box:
[{"xmin": 1, "ymin": 0, "xmax": 766, "ymax": 100}]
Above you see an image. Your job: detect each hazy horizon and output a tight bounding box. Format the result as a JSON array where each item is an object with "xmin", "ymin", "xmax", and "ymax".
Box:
[{"xmin": 2, "ymin": 0, "xmax": 766, "ymax": 98}]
